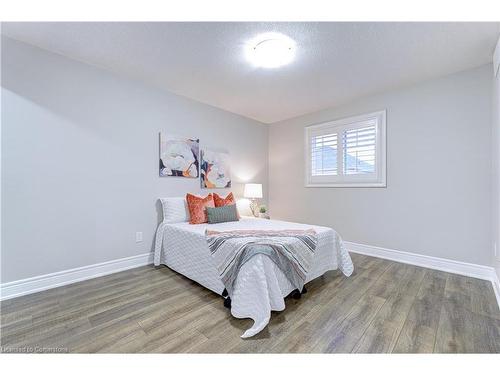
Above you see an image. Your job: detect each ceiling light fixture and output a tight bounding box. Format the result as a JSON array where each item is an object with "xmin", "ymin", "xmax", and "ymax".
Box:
[{"xmin": 245, "ymin": 33, "xmax": 296, "ymax": 69}]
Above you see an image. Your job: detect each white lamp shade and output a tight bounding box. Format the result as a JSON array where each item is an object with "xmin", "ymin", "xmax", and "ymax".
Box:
[{"xmin": 244, "ymin": 183, "xmax": 263, "ymax": 199}]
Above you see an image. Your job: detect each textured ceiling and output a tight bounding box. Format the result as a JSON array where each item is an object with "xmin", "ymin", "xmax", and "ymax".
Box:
[{"xmin": 2, "ymin": 22, "xmax": 499, "ymax": 123}]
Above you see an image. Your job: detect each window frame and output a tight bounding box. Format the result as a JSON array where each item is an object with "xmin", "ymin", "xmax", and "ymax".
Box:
[{"xmin": 304, "ymin": 110, "xmax": 387, "ymax": 188}]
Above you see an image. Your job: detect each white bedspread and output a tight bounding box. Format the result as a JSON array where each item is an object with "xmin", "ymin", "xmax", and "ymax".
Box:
[{"xmin": 154, "ymin": 217, "xmax": 353, "ymax": 338}]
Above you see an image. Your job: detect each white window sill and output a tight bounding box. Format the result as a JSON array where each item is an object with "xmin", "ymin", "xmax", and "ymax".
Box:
[{"xmin": 305, "ymin": 182, "xmax": 387, "ymax": 188}]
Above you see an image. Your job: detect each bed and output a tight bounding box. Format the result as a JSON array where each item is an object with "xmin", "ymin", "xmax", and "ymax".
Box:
[{"xmin": 154, "ymin": 210, "xmax": 354, "ymax": 338}]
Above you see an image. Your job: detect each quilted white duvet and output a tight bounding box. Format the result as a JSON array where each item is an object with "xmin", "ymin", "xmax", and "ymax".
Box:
[{"xmin": 154, "ymin": 217, "xmax": 353, "ymax": 338}]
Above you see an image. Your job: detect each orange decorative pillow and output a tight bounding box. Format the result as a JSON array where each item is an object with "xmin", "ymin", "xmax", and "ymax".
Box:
[
  {"xmin": 213, "ymin": 192, "xmax": 236, "ymax": 207},
  {"xmin": 186, "ymin": 193, "xmax": 215, "ymax": 224},
  {"xmin": 213, "ymin": 192, "xmax": 240, "ymax": 219}
]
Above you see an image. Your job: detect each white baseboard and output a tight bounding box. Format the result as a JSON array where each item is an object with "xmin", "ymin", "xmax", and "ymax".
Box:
[
  {"xmin": 346, "ymin": 241, "xmax": 495, "ymax": 280},
  {"xmin": 2, "ymin": 241, "xmax": 499, "ymax": 311},
  {"xmin": 0, "ymin": 252, "xmax": 154, "ymax": 301},
  {"xmin": 346, "ymin": 241, "xmax": 500, "ymax": 309}
]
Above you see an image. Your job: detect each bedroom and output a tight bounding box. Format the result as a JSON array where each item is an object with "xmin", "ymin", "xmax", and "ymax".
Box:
[{"xmin": 1, "ymin": 0, "xmax": 500, "ymax": 371}]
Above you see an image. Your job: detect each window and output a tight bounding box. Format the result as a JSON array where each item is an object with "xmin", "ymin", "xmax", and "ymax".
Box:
[{"xmin": 305, "ymin": 110, "xmax": 386, "ymax": 187}]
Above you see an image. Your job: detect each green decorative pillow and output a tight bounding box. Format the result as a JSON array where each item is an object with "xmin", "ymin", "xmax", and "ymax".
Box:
[{"xmin": 206, "ymin": 204, "xmax": 239, "ymax": 224}]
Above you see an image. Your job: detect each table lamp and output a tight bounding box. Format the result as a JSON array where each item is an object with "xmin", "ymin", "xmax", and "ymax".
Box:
[{"xmin": 244, "ymin": 183, "xmax": 263, "ymax": 217}]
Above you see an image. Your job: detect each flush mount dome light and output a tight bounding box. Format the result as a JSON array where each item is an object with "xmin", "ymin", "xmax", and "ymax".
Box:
[{"xmin": 246, "ymin": 33, "xmax": 296, "ymax": 68}]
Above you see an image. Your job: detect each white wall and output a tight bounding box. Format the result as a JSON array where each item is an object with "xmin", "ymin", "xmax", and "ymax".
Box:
[
  {"xmin": 269, "ymin": 65, "xmax": 493, "ymax": 266},
  {"xmin": 492, "ymin": 36, "xmax": 500, "ymax": 279},
  {"xmin": 1, "ymin": 37, "xmax": 268, "ymax": 283}
]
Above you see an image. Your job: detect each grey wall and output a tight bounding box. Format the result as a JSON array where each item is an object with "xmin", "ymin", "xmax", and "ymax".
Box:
[
  {"xmin": 1, "ymin": 37, "xmax": 268, "ymax": 283},
  {"xmin": 492, "ymin": 36, "xmax": 500, "ymax": 279},
  {"xmin": 269, "ymin": 65, "xmax": 493, "ymax": 266},
  {"xmin": 1, "ymin": 35, "xmax": 495, "ymax": 284}
]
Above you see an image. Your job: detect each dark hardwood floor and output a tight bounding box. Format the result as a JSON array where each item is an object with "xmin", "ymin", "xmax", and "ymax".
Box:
[{"xmin": 1, "ymin": 253, "xmax": 499, "ymax": 353}]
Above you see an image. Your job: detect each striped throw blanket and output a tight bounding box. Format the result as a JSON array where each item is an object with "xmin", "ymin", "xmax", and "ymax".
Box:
[{"xmin": 205, "ymin": 229, "xmax": 317, "ymax": 295}]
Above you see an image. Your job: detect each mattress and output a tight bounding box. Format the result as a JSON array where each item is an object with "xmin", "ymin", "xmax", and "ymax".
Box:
[{"xmin": 154, "ymin": 217, "xmax": 353, "ymax": 337}]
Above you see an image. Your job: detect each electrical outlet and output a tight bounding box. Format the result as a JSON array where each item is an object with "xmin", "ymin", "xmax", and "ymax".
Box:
[
  {"xmin": 136, "ymin": 232, "xmax": 143, "ymax": 243},
  {"xmin": 495, "ymin": 242, "xmax": 500, "ymax": 261}
]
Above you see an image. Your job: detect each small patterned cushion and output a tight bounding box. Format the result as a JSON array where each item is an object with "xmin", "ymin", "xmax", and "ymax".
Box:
[
  {"xmin": 206, "ymin": 204, "xmax": 239, "ymax": 224},
  {"xmin": 186, "ymin": 193, "xmax": 215, "ymax": 224}
]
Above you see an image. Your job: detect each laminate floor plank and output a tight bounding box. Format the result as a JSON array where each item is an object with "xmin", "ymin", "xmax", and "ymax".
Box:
[
  {"xmin": 318, "ymin": 294, "xmax": 386, "ymax": 353},
  {"xmin": 1, "ymin": 254, "xmax": 498, "ymax": 353},
  {"xmin": 353, "ymin": 266, "xmax": 426, "ymax": 353},
  {"xmin": 392, "ymin": 269, "xmax": 447, "ymax": 353},
  {"xmin": 434, "ymin": 289, "xmax": 475, "ymax": 353}
]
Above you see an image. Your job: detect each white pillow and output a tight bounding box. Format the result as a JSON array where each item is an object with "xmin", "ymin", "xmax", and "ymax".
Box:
[{"xmin": 160, "ymin": 197, "xmax": 190, "ymax": 223}]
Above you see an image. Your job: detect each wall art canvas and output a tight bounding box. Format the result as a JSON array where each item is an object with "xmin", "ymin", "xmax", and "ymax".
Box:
[
  {"xmin": 159, "ymin": 133, "xmax": 199, "ymax": 178},
  {"xmin": 200, "ymin": 149, "xmax": 231, "ymax": 188}
]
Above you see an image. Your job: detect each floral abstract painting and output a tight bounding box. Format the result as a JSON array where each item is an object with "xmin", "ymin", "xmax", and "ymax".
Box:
[
  {"xmin": 159, "ymin": 133, "xmax": 199, "ymax": 178},
  {"xmin": 200, "ymin": 149, "xmax": 231, "ymax": 188}
]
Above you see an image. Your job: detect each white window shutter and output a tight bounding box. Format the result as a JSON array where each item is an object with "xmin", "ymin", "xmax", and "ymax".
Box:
[
  {"xmin": 343, "ymin": 123, "xmax": 376, "ymax": 175},
  {"xmin": 311, "ymin": 133, "xmax": 338, "ymax": 176},
  {"xmin": 305, "ymin": 110, "xmax": 386, "ymax": 187}
]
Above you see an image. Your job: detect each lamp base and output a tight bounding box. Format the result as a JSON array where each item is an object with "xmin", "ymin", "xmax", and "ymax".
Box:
[{"xmin": 249, "ymin": 199, "xmax": 259, "ymax": 217}]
